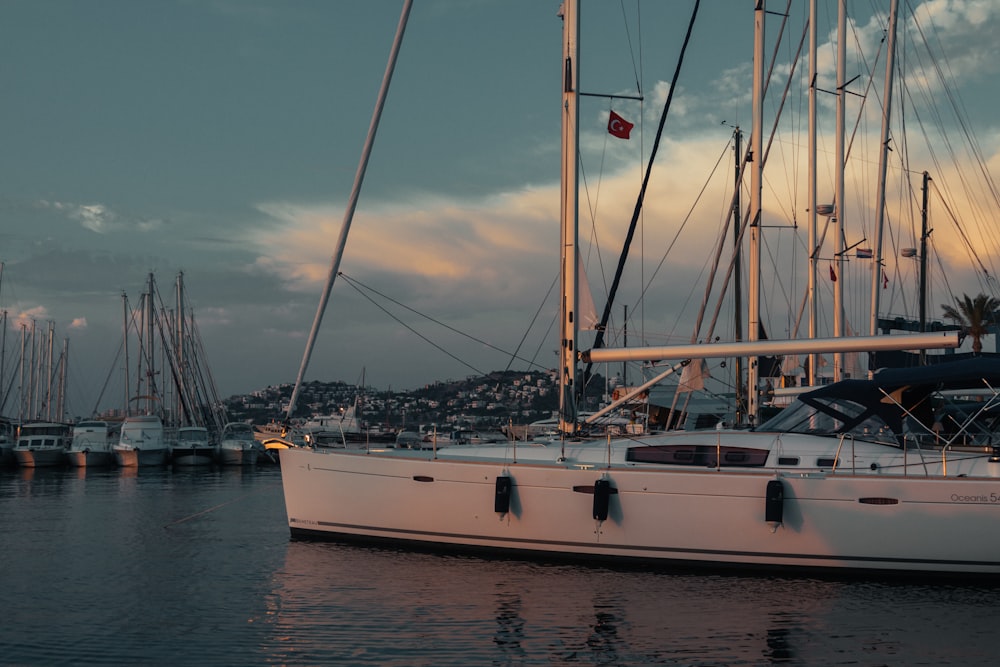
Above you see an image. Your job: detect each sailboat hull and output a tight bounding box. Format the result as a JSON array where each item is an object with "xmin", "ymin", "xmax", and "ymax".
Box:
[{"xmin": 280, "ymin": 446, "xmax": 1000, "ymax": 576}]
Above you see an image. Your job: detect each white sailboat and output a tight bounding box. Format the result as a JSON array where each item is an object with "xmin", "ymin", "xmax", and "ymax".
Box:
[{"xmin": 278, "ymin": 1, "xmax": 1000, "ymax": 576}]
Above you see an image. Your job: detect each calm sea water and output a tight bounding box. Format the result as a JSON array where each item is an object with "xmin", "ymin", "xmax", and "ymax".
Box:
[{"xmin": 2, "ymin": 464, "xmax": 999, "ymax": 666}]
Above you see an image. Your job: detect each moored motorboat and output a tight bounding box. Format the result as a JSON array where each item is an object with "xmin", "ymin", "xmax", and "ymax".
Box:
[
  {"xmin": 67, "ymin": 420, "xmax": 120, "ymax": 468},
  {"xmin": 14, "ymin": 422, "xmax": 72, "ymax": 468},
  {"xmin": 115, "ymin": 414, "xmax": 170, "ymax": 467},
  {"xmin": 171, "ymin": 426, "xmax": 216, "ymax": 466},
  {"xmin": 218, "ymin": 422, "xmax": 260, "ymax": 466}
]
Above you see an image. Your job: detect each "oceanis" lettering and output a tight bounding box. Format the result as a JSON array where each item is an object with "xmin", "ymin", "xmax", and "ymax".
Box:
[{"xmin": 950, "ymin": 493, "xmax": 1000, "ymax": 503}]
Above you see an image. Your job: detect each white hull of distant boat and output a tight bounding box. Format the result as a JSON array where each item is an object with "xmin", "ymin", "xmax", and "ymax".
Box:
[
  {"xmin": 67, "ymin": 450, "xmax": 114, "ymax": 468},
  {"xmin": 218, "ymin": 445, "xmax": 259, "ymax": 466},
  {"xmin": 280, "ymin": 430, "xmax": 1000, "ymax": 575},
  {"xmin": 172, "ymin": 426, "xmax": 216, "ymax": 466},
  {"xmin": 218, "ymin": 422, "xmax": 260, "ymax": 466},
  {"xmin": 67, "ymin": 421, "xmax": 119, "ymax": 468},
  {"xmin": 14, "ymin": 422, "xmax": 72, "ymax": 468},
  {"xmin": 15, "ymin": 446, "xmax": 68, "ymax": 468},
  {"xmin": 171, "ymin": 447, "xmax": 216, "ymax": 467},
  {"xmin": 115, "ymin": 415, "xmax": 169, "ymax": 467}
]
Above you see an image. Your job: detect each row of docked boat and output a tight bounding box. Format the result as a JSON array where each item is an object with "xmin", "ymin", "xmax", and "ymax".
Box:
[{"xmin": 0, "ymin": 417, "xmax": 267, "ymax": 469}]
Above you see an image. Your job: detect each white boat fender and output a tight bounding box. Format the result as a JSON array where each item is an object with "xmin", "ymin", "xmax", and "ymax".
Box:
[
  {"xmin": 765, "ymin": 478, "xmax": 785, "ymax": 532},
  {"xmin": 494, "ymin": 476, "xmax": 512, "ymax": 514},
  {"xmin": 593, "ymin": 479, "xmax": 612, "ymax": 521}
]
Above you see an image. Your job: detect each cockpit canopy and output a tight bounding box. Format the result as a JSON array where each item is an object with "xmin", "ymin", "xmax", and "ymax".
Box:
[{"xmin": 757, "ymin": 358, "xmax": 1000, "ymax": 448}]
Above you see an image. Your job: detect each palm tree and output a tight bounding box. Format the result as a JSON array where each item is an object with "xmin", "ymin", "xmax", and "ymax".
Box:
[{"xmin": 940, "ymin": 293, "xmax": 1000, "ymax": 355}]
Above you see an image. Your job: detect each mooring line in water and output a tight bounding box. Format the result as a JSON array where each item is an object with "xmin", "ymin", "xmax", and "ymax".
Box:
[{"xmin": 164, "ymin": 481, "xmax": 282, "ymax": 528}]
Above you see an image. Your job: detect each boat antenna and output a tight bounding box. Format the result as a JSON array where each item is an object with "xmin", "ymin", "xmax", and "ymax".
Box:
[{"xmin": 284, "ymin": 0, "xmax": 413, "ymax": 422}]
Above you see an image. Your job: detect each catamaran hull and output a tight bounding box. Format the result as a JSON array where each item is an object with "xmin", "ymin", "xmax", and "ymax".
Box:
[{"xmin": 280, "ymin": 446, "xmax": 1000, "ymax": 576}]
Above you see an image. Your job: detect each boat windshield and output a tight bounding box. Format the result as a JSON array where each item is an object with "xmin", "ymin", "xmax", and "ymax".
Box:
[{"xmin": 758, "ymin": 397, "xmax": 900, "ymax": 445}]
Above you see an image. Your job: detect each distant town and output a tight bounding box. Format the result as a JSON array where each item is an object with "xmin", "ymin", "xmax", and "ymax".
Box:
[{"xmin": 222, "ymin": 369, "xmax": 613, "ymax": 433}]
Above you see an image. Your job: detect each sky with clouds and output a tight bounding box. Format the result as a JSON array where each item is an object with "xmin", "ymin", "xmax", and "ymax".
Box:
[{"xmin": 2, "ymin": 0, "xmax": 999, "ymax": 418}]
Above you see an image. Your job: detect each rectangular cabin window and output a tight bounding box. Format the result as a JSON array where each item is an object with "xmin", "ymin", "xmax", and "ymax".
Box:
[
  {"xmin": 626, "ymin": 445, "xmax": 767, "ymax": 467},
  {"xmin": 817, "ymin": 457, "xmax": 839, "ymax": 468},
  {"xmin": 777, "ymin": 456, "xmax": 800, "ymax": 466}
]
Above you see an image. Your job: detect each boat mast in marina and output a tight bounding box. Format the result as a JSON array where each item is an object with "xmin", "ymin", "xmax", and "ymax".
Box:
[{"xmin": 284, "ymin": 0, "xmax": 414, "ymax": 423}]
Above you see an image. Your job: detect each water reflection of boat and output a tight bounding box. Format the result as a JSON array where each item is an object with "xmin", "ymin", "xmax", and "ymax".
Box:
[{"xmin": 263, "ymin": 541, "xmax": 828, "ymax": 665}]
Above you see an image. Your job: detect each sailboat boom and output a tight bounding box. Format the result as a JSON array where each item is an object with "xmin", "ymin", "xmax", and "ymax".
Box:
[{"xmin": 582, "ymin": 331, "xmax": 959, "ymax": 364}]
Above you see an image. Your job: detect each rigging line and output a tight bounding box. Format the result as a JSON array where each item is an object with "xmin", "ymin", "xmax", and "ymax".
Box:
[
  {"xmin": 338, "ymin": 272, "xmax": 546, "ymax": 372},
  {"xmin": 908, "ymin": 0, "xmax": 1000, "ymax": 208},
  {"xmin": 89, "ymin": 334, "xmax": 125, "ymax": 417},
  {"xmin": 618, "ymin": 0, "xmax": 642, "ymax": 93},
  {"xmin": 636, "ymin": 137, "xmax": 732, "ymax": 306},
  {"xmin": 581, "ymin": 131, "xmax": 610, "ymax": 301},
  {"xmin": 928, "ymin": 179, "xmax": 992, "ymax": 282},
  {"xmin": 338, "ymin": 274, "xmax": 487, "ymax": 378},
  {"xmin": 901, "ymin": 11, "xmax": 1000, "ymax": 270},
  {"xmin": 164, "ymin": 483, "xmax": 282, "ymax": 528},
  {"xmin": 583, "ymin": 0, "xmax": 700, "ymax": 385},
  {"xmin": 285, "ymin": 0, "xmax": 412, "ymax": 422},
  {"xmin": 529, "ymin": 302, "xmax": 559, "ymax": 374},
  {"xmin": 502, "ymin": 271, "xmax": 559, "ymax": 376}
]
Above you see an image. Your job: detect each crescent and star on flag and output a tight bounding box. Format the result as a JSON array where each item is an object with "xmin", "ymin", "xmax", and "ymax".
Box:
[{"xmin": 607, "ymin": 110, "xmax": 633, "ymax": 139}]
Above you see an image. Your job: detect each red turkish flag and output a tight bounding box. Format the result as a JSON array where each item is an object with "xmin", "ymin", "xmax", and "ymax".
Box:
[{"xmin": 608, "ymin": 110, "xmax": 633, "ymax": 139}]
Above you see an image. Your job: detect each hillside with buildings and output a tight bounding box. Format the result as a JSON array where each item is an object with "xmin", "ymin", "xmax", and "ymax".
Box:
[{"xmin": 222, "ymin": 369, "xmax": 612, "ymax": 434}]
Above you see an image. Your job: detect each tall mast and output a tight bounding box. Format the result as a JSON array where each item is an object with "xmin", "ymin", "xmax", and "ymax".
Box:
[
  {"xmin": 18, "ymin": 323, "xmax": 26, "ymax": 422},
  {"xmin": 870, "ymin": 0, "xmax": 900, "ymax": 339},
  {"xmin": 45, "ymin": 321, "xmax": 54, "ymax": 421},
  {"xmin": 807, "ymin": 0, "xmax": 818, "ymax": 386},
  {"xmin": 57, "ymin": 337, "xmax": 68, "ymax": 421},
  {"xmin": 558, "ymin": 0, "xmax": 580, "ymax": 435},
  {"xmin": 122, "ymin": 291, "xmax": 131, "ymax": 416},
  {"xmin": 732, "ymin": 126, "xmax": 745, "ymax": 422},
  {"xmin": 833, "ymin": 0, "xmax": 846, "ymax": 381},
  {"xmin": 176, "ymin": 271, "xmax": 186, "ymax": 424},
  {"xmin": 146, "ymin": 272, "xmax": 156, "ymax": 415},
  {"xmin": 747, "ymin": 0, "xmax": 765, "ymax": 423},
  {"xmin": 919, "ymin": 171, "xmax": 931, "ymax": 333}
]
